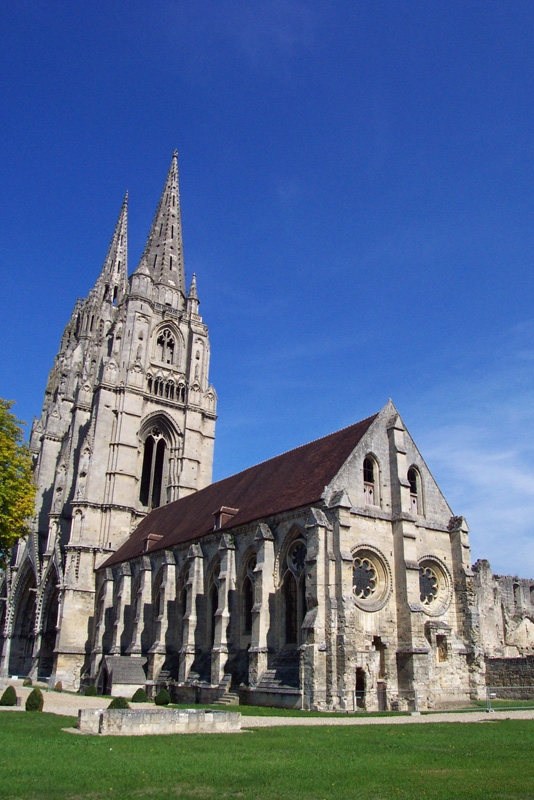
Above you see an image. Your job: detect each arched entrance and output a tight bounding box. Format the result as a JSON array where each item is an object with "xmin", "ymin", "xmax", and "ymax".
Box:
[{"xmin": 9, "ymin": 571, "xmax": 37, "ymax": 677}]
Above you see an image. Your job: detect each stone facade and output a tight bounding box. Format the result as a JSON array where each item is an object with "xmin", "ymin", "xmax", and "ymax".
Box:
[
  {"xmin": 88, "ymin": 403, "xmax": 485, "ymax": 711},
  {"xmin": 0, "ymin": 153, "xmax": 217, "ymax": 689},
  {"xmin": 1, "ymin": 153, "xmax": 531, "ymax": 710}
]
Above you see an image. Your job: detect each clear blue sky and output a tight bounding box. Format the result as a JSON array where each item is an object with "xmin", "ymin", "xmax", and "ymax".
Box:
[{"xmin": 1, "ymin": 2, "xmax": 533, "ymax": 576}]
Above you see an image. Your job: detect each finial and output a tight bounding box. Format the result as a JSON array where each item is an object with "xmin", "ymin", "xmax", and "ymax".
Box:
[
  {"xmin": 188, "ymin": 273, "xmax": 198, "ymax": 300},
  {"xmin": 173, "ymin": 149, "xmax": 178, "ymax": 159}
]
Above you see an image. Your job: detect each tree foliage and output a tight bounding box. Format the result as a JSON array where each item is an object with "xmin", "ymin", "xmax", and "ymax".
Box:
[{"xmin": 0, "ymin": 400, "xmax": 36, "ymax": 567}]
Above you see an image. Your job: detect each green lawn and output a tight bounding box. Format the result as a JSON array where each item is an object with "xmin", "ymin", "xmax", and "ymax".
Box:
[{"xmin": 1, "ymin": 711, "xmax": 534, "ymax": 800}]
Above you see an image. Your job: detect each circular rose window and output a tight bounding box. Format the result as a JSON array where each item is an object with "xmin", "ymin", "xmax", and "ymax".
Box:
[
  {"xmin": 418, "ymin": 557, "xmax": 452, "ymax": 617},
  {"xmin": 352, "ymin": 546, "xmax": 392, "ymax": 612}
]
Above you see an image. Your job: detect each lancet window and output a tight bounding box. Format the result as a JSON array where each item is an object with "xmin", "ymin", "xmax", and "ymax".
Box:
[
  {"xmin": 139, "ymin": 428, "xmax": 166, "ymax": 509},
  {"xmin": 408, "ymin": 467, "xmax": 421, "ymax": 515},
  {"xmin": 363, "ymin": 456, "xmax": 379, "ymax": 506},
  {"xmin": 281, "ymin": 539, "xmax": 307, "ymax": 646},
  {"xmin": 242, "ymin": 554, "xmax": 257, "ymax": 635}
]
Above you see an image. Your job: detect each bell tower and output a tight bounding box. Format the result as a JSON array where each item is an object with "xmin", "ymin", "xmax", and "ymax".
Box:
[{"xmin": 0, "ymin": 153, "xmax": 217, "ymax": 688}]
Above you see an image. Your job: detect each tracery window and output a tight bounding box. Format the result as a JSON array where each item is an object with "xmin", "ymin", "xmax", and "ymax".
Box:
[
  {"xmin": 156, "ymin": 329, "xmax": 176, "ymax": 365},
  {"xmin": 417, "ymin": 557, "xmax": 452, "ymax": 617},
  {"xmin": 353, "ymin": 555, "xmax": 377, "ymax": 599},
  {"xmin": 419, "ymin": 565, "xmax": 439, "ymax": 605},
  {"xmin": 281, "ymin": 539, "xmax": 307, "ymax": 645},
  {"xmin": 139, "ymin": 428, "xmax": 166, "ymax": 509},
  {"xmin": 352, "ymin": 547, "xmax": 392, "ymax": 612}
]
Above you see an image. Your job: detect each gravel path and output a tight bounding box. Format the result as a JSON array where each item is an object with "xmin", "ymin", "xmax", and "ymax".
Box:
[{"xmin": 3, "ymin": 681, "xmax": 534, "ymax": 727}]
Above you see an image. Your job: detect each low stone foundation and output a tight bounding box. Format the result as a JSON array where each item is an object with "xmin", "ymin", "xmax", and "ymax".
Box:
[{"xmin": 77, "ymin": 707, "xmax": 241, "ymax": 735}]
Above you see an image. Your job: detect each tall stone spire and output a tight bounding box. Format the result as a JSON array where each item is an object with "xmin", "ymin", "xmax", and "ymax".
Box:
[{"xmin": 139, "ymin": 151, "xmax": 185, "ymax": 295}]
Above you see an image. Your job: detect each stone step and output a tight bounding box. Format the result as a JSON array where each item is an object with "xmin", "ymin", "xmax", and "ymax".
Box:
[{"xmin": 213, "ymin": 693, "xmax": 240, "ymax": 706}]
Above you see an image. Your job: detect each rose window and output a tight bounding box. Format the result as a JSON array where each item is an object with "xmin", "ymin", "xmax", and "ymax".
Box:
[
  {"xmin": 288, "ymin": 541, "xmax": 306, "ymax": 575},
  {"xmin": 353, "ymin": 557, "xmax": 377, "ymax": 599},
  {"xmin": 419, "ymin": 566, "xmax": 439, "ymax": 605}
]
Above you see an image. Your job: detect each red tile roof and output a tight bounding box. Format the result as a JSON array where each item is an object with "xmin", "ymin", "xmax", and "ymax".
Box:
[{"xmin": 102, "ymin": 412, "xmax": 378, "ymax": 567}]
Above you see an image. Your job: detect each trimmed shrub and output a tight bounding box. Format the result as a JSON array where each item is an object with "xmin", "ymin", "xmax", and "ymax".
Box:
[
  {"xmin": 154, "ymin": 688, "xmax": 171, "ymax": 706},
  {"xmin": 25, "ymin": 687, "xmax": 44, "ymax": 712},
  {"xmin": 0, "ymin": 686, "xmax": 17, "ymax": 706},
  {"xmin": 84, "ymin": 684, "xmax": 97, "ymax": 697},
  {"xmin": 108, "ymin": 696, "xmax": 129, "ymax": 709},
  {"xmin": 131, "ymin": 687, "xmax": 149, "ymax": 703},
  {"xmin": 53, "ymin": 681, "xmax": 62, "ymax": 692},
  {"xmin": 22, "ymin": 677, "xmax": 32, "ymax": 687}
]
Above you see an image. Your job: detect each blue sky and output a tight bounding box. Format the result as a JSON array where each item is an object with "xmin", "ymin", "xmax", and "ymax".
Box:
[{"xmin": 1, "ymin": 1, "xmax": 533, "ymax": 576}]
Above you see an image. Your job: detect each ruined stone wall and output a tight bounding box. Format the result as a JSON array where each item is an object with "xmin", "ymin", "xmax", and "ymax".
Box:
[{"xmin": 473, "ymin": 560, "xmax": 534, "ymax": 657}]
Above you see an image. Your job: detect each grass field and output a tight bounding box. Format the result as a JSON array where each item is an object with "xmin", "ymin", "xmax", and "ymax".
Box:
[{"xmin": 1, "ymin": 712, "xmax": 534, "ymax": 800}]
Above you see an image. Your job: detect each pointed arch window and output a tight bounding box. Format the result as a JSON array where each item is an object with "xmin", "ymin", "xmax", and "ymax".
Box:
[
  {"xmin": 156, "ymin": 329, "xmax": 176, "ymax": 365},
  {"xmin": 242, "ymin": 554, "xmax": 256, "ymax": 635},
  {"xmin": 281, "ymin": 539, "xmax": 307, "ymax": 646},
  {"xmin": 408, "ymin": 467, "xmax": 422, "ymax": 515},
  {"xmin": 363, "ymin": 456, "xmax": 379, "ymax": 506},
  {"xmin": 208, "ymin": 561, "xmax": 220, "ymax": 648},
  {"xmin": 139, "ymin": 428, "xmax": 166, "ymax": 509}
]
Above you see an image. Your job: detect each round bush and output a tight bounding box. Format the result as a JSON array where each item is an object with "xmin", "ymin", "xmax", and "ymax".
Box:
[
  {"xmin": 131, "ymin": 687, "xmax": 149, "ymax": 703},
  {"xmin": 0, "ymin": 686, "xmax": 17, "ymax": 706},
  {"xmin": 84, "ymin": 684, "xmax": 97, "ymax": 697},
  {"xmin": 25, "ymin": 687, "xmax": 44, "ymax": 712},
  {"xmin": 22, "ymin": 677, "xmax": 32, "ymax": 687},
  {"xmin": 154, "ymin": 688, "xmax": 171, "ymax": 706},
  {"xmin": 108, "ymin": 696, "xmax": 130, "ymax": 709},
  {"xmin": 53, "ymin": 681, "xmax": 63, "ymax": 693}
]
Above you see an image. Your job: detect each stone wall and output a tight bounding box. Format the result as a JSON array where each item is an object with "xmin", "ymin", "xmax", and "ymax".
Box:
[
  {"xmin": 473, "ymin": 560, "xmax": 534, "ymax": 657},
  {"xmin": 485, "ymin": 655, "xmax": 534, "ymax": 689}
]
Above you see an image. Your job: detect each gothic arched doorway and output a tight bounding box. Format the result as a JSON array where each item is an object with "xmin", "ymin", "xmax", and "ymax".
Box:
[{"xmin": 9, "ymin": 571, "xmax": 37, "ymax": 677}]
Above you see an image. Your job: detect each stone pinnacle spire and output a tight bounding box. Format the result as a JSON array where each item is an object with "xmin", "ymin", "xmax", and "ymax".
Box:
[
  {"xmin": 139, "ymin": 151, "xmax": 185, "ymax": 295},
  {"xmin": 94, "ymin": 192, "xmax": 129, "ymax": 304}
]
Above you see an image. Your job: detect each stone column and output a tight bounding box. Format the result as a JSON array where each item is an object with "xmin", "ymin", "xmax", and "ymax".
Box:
[
  {"xmin": 179, "ymin": 544, "xmax": 204, "ymax": 682},
  {"xmin": 248, "ymin": 523, "xmax": 275, "ymax": 687},
  {"xmin": 128, "ymin": 556, "xmax": 152, "ymax": 655},
  {"xmin": 110, "ymin": 563, "xmax": 132, "ymax": 655},
  {"xmin": 149, "ymin": 552, "xmax": 177, "ymax": 681},
  {"xmin": 211, "ymin": 534, "xmax": 235, "ymax": 686},
  {"xmin": 300, "ymin": 507, "xmax": 331, "ymax": 710}
]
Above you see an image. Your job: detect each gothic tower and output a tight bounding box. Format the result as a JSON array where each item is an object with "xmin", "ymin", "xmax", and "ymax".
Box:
[{"xmin": 0, "ymin": 153, "xmax": 217, "ymax": 688}]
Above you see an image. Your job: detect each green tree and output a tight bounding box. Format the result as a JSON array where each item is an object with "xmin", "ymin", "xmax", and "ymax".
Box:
[{"xmin": 0, "ymin": 400, "xmax": 36, "ymax": 567}]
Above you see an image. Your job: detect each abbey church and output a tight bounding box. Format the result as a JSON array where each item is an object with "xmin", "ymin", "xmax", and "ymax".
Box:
[{"xmin": 1, "ymin": 154, "xmax": 533, "ymax": 711}]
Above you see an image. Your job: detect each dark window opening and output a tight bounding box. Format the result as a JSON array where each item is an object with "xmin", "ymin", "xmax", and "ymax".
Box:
[
  {"xmin": 284, "ymin": 575, "xmax": 298, "ymax": 644},
  {"xmin": 139, "ymin": 433, "xmax": 166, "ymax": 509},
  {"xmin": 243, "ymin": 577, "xmax": 254, "ymax": 635}
]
